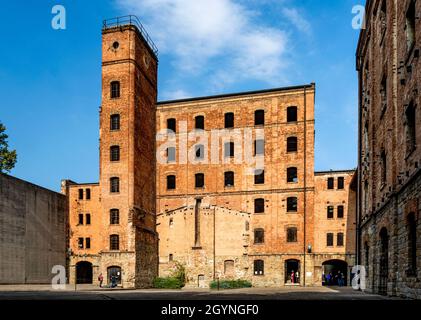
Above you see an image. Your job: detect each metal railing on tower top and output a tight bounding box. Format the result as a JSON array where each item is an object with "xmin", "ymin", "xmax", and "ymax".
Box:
[{"xmin": 103, "ymin": 15, "xmax": 158, "ymax": 56}]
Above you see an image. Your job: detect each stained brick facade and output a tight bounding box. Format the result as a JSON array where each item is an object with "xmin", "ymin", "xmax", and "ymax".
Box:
[{"xmin": 357, "ymin": 0, "xmax": 421, "ymax": 298}]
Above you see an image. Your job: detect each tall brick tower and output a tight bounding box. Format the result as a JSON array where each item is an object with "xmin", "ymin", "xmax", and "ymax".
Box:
[{"xmin": 100, "ymin": 16, "xmax": 158, "ymax": 288}]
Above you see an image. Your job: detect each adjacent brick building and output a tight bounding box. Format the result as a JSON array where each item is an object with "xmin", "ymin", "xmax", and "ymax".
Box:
[
  {"xmin": 356, "ymin": 0, "xmax": 421, "ymax": 298},
  {"xmin": 64, "ymin": 16, "xmax": 357, "ymax": 288}
]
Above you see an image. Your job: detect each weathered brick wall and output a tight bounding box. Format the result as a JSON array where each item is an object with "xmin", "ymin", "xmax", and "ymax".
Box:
[{"xmin": 0, "ymin": 173, "xmax": 66, "ymax": 284}]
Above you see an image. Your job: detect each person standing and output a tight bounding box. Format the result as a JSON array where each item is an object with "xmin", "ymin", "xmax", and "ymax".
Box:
[
  {"xmin": 291, "ymin": 271, "xmax": 295, "ymax": 284},
  {"xmin": 98, "ymin": 273, "xmax": 104, "ymax": 288}
]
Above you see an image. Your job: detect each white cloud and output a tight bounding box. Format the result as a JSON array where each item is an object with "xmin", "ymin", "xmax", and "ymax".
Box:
[
  {"xmin": 116, "ymin": 0, "xmax": 289, "ymax": 88},
  {"xmin": 282, "ymin": 7, "xmax": 312, "ymax": 35}
]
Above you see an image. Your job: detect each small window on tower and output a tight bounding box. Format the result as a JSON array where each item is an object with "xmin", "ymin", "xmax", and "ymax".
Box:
[
  {"xmin": 110, "ymin": 177, "xmax": 120, "ymax": 193},
  {"xmin": 78, "ymin": 213, "xmax": 84, "ymax": 225},
  {"xmin": 337, "ymin": 177, "xmax": 345, "ymax": 189},
  {"xmin": 110, "ymin": 114, "xmax": 120, "ymax": 131},
  {"xmin": 110, "ymin": 81, "xmax": 120, "ymax": 99},
  {"xmin": 110, "ymin": 235, "xmax": 119, "ymax": 250},
  {"xmin": 86, "ymin": 188, "xmax": 91, "ymax": 200},
  {"xmin": 327, "ymin": 177, "xmax": 334, "ymax": 189},
  {"xmin": 110, "ymin": 145, "xmax": 120, "ymax": 162},
  {"xmin": 287, "ymin": 137, "xmax": 298, "ymax": 152},
  {"xmin": 110, "ymin": 209, "xmax": 120, "ymax": 225},
  {"xmin": 78, "ymin": 189, "xmax": 84, "ymax": 200}
]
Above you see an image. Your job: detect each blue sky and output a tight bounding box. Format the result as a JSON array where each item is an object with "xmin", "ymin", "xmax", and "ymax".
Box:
[{"xmin": 0, "ymin": 0, "xmax": 364, "ymax": 192}]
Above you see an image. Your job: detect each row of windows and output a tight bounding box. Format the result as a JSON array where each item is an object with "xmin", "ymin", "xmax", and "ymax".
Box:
[
  {"xmin": 254, "ymin": 228, "xmax": 297, "ymax": 244},
  {"xmin": 327, "ymin": 177, "xmax": 345, "ymax": 190},
  {"xmin": 79, "ymin": 235, "xmax": 120, "ymax": 251},
  {"xmin": 165, "ymin": 107, "xmax": 298, "ymax": 132},
  {"xmin": 78, "ymin": 213, "xmax": 91, "ymax": 225},
  {"xmin": 327, "ymin": 205, "xmax": 345, "ymax": 219},
  {"xmin": 165, "ymin": 168, "xmax": 299, "ymax": 190},
  {"xmin": 165, "ymin": 137, "xmax": 298, "ymax": 162},
  {"xmin": 326, "ymin": 233, "xmax": 344, "ymax": 247},
  {"xmin": 77, "ymin": 210, "xmax": 120, "ymax": 226},
  {"xmin": 78, "ymin": 188, "xmax": 91, "ymax": 200}
]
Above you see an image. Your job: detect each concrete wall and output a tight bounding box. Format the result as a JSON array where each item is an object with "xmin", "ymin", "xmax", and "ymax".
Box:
[{"xmin": 0, "ymin": 173, "xmax": 66, "ymax": 284}]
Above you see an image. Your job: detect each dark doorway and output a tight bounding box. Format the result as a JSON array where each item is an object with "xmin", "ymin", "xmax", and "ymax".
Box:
[
  {"xmin": 107, "ymin": 266, "xmax": 122, "ymax": 285},
  {"xmin": 379, "ymin": 228, "xmax": 389, "ymax": 295},
  {"xmin": 285, "ymin": 259, "xmax": 300, "ymax": 284},
  {"xmin": 76, "ymin": 261, "xmax": 93, "ymax": 284},
  {"xmin": 322, "ymin": 260, "xmax": 348, "ymax": 286}
]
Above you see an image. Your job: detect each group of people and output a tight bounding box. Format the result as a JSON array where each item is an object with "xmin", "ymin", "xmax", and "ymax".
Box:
[
  {"xmin": 98, "ymin": 273, "xmax": 118, "ymax": 288},
  {"xmin": 324, "ymin": 271, "xmax": 345, "ymax": 286},
  {"xmin": 289, "ymin": 270, "xmax": 300, "ymax": 284}
]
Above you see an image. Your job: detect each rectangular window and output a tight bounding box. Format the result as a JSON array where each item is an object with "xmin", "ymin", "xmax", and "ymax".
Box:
[
  {"xmin": 224, "ymin": 142, "xmax": 234, "ymax": 158},
  {"xmin": 327, "ymin": 177, "xmax": 334, "ymax": 189},
  {"xmin": 195, "ymin": 173, "xmax": 204, "ymax": 188},
  {"xmin": 195, "ymin": 144, "xmax": 204, "ymax": 160},
  {"xmin": 167, "ymin": 175, "xmax": 176, "ymax": 190},
  {"xmin": 78, "ymin": 214, "xmax": 84, "ymax": 225},
  {"xmin": 254, "ymin": 260, "xmax": 264, "ymax": 275},
  {"xmin": 225, "ymin": 113, "xmax": 234, "ymax": 128},
  {"xmin": 167, "ymin": 118, "xmax": 176, "ymax": 133},
  {"xmin": 254, "ymin": 198, "xmax": 265, "ymax": 214},
  {"xmin": 110, "ymin": 235, "xmax": 119, "ymax": 250},
  {"xmin": 224, "ymin": 171, "xmax": 234, "ymax": 187},
  {"xmin": 110, "ymin": 146, "xmax": 120, "ymax": 162},
  {"xmin": 287, "ymin": 228, "xmax": 298, "ymax": 243},
  {"xmin": 327, "ymin": 233, "xmax": 334, "ymax": 247},
  {"xmin": 254, "ymin": 170, "xmax": 265, "ymax": 185},
  {"xmin": 255, "ymin": 110, "xmax": 265, "ymax": 126},
  {"xmin": 86, "ymin": 214, "xmax": 91, "ymax": 225},
  {"xmin": 337, "ymin": 206, "xmax": 344, "ymax": 219},
  {"xmin": 110, "ymin": 209, "xmax": 119, "ymax": 225},
  {"xmin": 110, "ymin": 81, "xmax": 120, "ymax": 98},
  {"xmin": 287, "ymin": 137, "xmax": 298, "ymax": 152},
  {"xmin": 327, "ymin": 206, "xmax": 334, "ymax": 219},
  {"xmin": 78, "ymin": 188, "xmax": 83, "ymax": 200},
  {"xmin": 254, "ymin": 229, "xmax": 264, "ymax": 244},
  {"xmin": 110, "ymin": 177, "xmax": 120, "ymax": 193},
  {"xmin": 337, "ymin": 233, "xmax": 344, "ymax": 247},
  {"xmin": 337, "ymin": 177, "xmax": 344, "ymax": 189},
  {"xmin": 287, "ymin": 197, "xmax": 298, "ymax": 213},
  {"xmin": 86, "ymin": 238, "xmax": 91, "ymax": 249},
  {"xmin": 78, "ymin": 237, "xmax": 84, "ymax": 249},
  {"xmin": 195, "ymin": 116, "xmax": 204, "ymax": 130},
  {"xmin": 110, "ymin": 114, "xmax": 120, "ymax": 130},
  {"xmin": 167, "ymin": 147, "xmax": 176, "ymax": 162},
  {"xmin": 287, "ymin": 167, "xmax": 298, "ymax": 183},
  {"xmin": 254, "ymin": 139, "xmax": 265, "ymax": 156},
  {"xmin": 86, "ymin": 188, "xmax": 91, "ymax": 200},
  {"xmin": 287, "ymin": 106, "xmax": 298, "ymax": 122}
]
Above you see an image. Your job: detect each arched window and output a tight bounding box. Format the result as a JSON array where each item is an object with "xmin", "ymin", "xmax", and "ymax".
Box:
[
  {"xmin": 225, "ymin": 112, "xmax": 234, "ymax": 128},
  {"xmin": 224, "ymin": 171, "xmax": 234, "ymax": 187},
  {"xmin": 195, "ymin": 115, "xmax": 204, "ymax": 130},
  {"xmin": 110, "ymin": 177, "xmax": 120, "ymax": 193},
  {"xmin": 287, "ymin": 137, "xmax": 298, "ymax": 152},
  {"xmin": 287, "ymin": 167, "xmax": 298, "ymax": 183},
  {"xmin": 110, "ymin": 114, "xmax": 120, "ymax": 130},
  {"xmin": 255, "ymin": 110, "xmax": 265, "ymax": 126},
  {"xmin": 110, "ymin": 81, "xmax": 120, "ymax": 98},
  {"xmin": 254, "ymin": 228, "xmax": 264, "ymax": 244},
  {"xmin": 110, "ymin": 234, "xmax": 119, "ymax": 250},
  {"xmin": 110, "ymin": 209, "xmax": 119, "ymax": 225},
  {"xmin": 167, "ymin": 175, "xmax": 176, "ymax": 190},
  {"xmin": 287, "ymin": 106, "xmax": 297, "ymax": 122},
  {"xmin": 110, "ymin": 145, "xmax": 120, "ymax": 162},
  {"xmin": 287, "ymin": 197, "xmax": 298, "ymax": 212}
]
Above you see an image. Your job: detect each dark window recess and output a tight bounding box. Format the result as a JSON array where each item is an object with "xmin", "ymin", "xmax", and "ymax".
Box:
[
  {"xmin": 195, "ymin": 173, "xmax": 204, "ymax": 188},
  {"xmin": 408, "ymin": 213, "xmax": 417, "ymax": 274},
  {"xmin": 167, "ymin": 118, "xmax": 176, "ymax": 133},
  {"xmin": 110, "ymin": 81, "xmax": 120, "ymax": 98},
  {"xmin": 224, "ymin": 171, "xmax": 234, "ymax": 187},
  {"xmin": 254, "ymin": 139, "xmax": 265, "ymax": 156},
  {"xmin": 78, "ymin": 238, "xmax": 84, "ymax": 249},
  {"xmin": 169, "ymin": 254, "xmax": 173, "ymax": 262},
  {"xmin": 86, "ymin": 188, "xmax": 91, "ymax": 200},
  {"xmin": 78, "ymin": 189, "xmax": 84, "ymax": 200},
  {"xmin": 254, "ymin": 229, "xmax": 265, "ymax": 244},
  {"xmin": 287, "ymin": 227, "xmax": 298, "ymax": 242},
  {"xmin": 287, "ymin": 137, "xmax": 298, "ymax": 152},
  {"xmin": 287, "ymin": 167, "xmax": 298, "ymax": 183},
  {"xmin": 224, "ymin": 142, "xmax": 235, "ymax": 158},
  {"xmin": 381, "ymin": 150, "xmax": 387, "ymax": 185},
  {"xmin": 380, "ymin": 75, "xmax": 387, "ymax": 115},
  {"xmin": 337, "ymin": 206, "xmax": 344, "ymax": 219},
  {"xmin": 86, "ymin": 238, "xmax": 91, "ymax": 249},
  {"xmin": 255, "ymin": 110, "xmax": 265, "ymax": 126},
  {"xmin": 225, "ymin": 112, "xmax": 234, "ymax": 128},
  {"xmin": 110, "ymin": 209, "xmax": 120, "ymax": 225},
  {"xmin": 86, "ymin": 214, "xmax": 91, "ymax": 225},
  {"xmin": 110, "ymin": 177, "xmax": 120, "ymax": 193},
  {"xmin": 110, "ymin": 146, "xmax": 120, "ymax": 161},
  {"xmin": 254, "ymin": 198, "xmax": 265, "ymax": 214},
  {"xmin": 287, "ymin": 106, "xmax": 298, "ymax": 122},
  {"xmin": 195, "ymin": 116, "xmax": 204, "ymax": 130},
  {"xmin": 110, "ymin": 114, "xmax": 120, "ymax": 130},
  {"xmin": 110, "ymin": 235, "xmax": 119, "ymax": 250},
  {"xmin": 327, "ymin": 206, "xmax": 334, "ymax": 219},
  {"xmin": 287, "ymin": 197, "xmax": 298, "ymax": 212},
  {"xmin": 195, "ymin": 144, "xmax": 205, "ymax": 160},
  {"xmin": 78, "ymin": 214, "xmax": 84, "ymax": 225},
  {"xmin": 337, "ymin": 177, "xmax": 345, "ymax": 189},
  {"xmin": 167, "ymin": 147, "xmax": 176, "ymax": 162},
  {"xmin": 167, "ymin": 175, "xmax": 176, "ymax": 190},
  {"xmin": 254, "ymin": 170, "xmax": 265, "ymax": 185},
  {"xmin": 327, "ymin": 233, "xmax": 334, "ymax": 246},
  {"xmin": 254, "ymin": 260, "xmax": 264, "ymax": 275},
  {"xmin": 327, "ymin": 177, "xmax": 334, "ymax": 189},
  {"xmin": 406, "ymin": 1, "xmax": 416, "ymax": 50},
  {"xmin": 337, "ymin": 233, "xmax": 344, "ymax": 247},
  {"xmin": 406, "ymin": 102, "xmax": 416, "ymax": 155}
]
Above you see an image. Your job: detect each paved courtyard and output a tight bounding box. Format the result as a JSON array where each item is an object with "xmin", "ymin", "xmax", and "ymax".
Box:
[{"xmin": 0, "ymin": 285, "xmax": 400, "ymax": 300}]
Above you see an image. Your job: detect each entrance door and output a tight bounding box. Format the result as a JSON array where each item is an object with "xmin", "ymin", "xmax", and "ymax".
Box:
[
  {"xmin": 322, "ymin": 260, "xmax": 348, "ymax": 286},
  {"xmin": 76, "ymin": 261, "xmax": 93, "ymax": 284},
  {"xmin": 107, "ymin": 266, "xmax": 122, "ymax": 285},
  {"xmin": 285, "ymin": 259, "xmax": 300, "ymax": 284}
]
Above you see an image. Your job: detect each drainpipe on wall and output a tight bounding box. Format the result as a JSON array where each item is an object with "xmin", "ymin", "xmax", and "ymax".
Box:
[{"xmin": 303, "ymin": 86, "xmax": 307, "ymax": 287}]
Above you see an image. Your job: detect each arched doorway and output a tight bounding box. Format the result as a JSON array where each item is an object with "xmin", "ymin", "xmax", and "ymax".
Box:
[
  {"xmin": 285, "ymin": 259, "xmax": 300, "ymax": 284},
  {"xmin": 379, "ymin": 228, "xmax": 389, "ymax": 295},
  {"xmin": 322, "ymin": 260, "xmax": 348, "ymax": 286},
  {"xmin": 107, "ymin": 266, "xmax": 122, "ymax": 285},
  {"xmin": 76, "ymin": 261, "xmax": 93, "ymax": 284}
]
